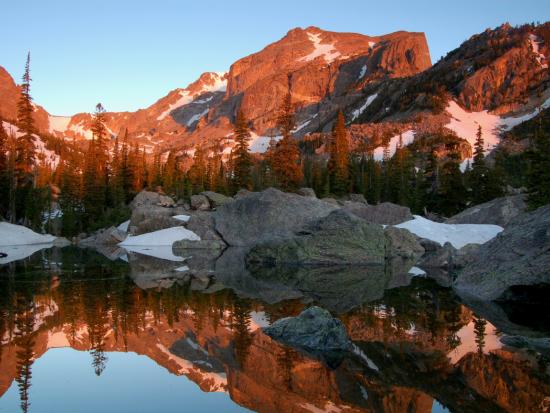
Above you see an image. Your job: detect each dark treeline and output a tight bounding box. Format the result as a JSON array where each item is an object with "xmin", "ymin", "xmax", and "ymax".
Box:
[{"xmin": 1, "ymin": 59, "xmax": 549, "ymax": 237}]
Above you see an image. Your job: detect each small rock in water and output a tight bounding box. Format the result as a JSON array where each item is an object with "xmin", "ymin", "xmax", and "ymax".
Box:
[{"xmin": 263, "ymin": 306, "xmax": 351, "ymax": 352}]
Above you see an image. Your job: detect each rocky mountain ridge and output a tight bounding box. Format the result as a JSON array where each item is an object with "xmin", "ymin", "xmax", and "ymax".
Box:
[{"xmin": 0, "ymin": 23, "xmax": 549, "ymax": 162}]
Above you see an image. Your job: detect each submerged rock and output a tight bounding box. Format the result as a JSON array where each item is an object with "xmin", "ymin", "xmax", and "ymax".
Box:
[
  {"xmin": 446, "ymin": 195, "xmax": 526, "ymax": 227},
  {"xmin": 263, "ymin": 306, "xmax": 351, "ymax": 352},
  {"xmin": 454, "ymin": 204, "xmax": 550, "ymax": 301}
]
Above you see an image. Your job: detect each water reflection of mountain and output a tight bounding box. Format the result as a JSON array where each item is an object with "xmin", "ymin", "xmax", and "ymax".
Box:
[{"xmin": 0, "ymin": 248, "xmax": 549, "ymax": 413}]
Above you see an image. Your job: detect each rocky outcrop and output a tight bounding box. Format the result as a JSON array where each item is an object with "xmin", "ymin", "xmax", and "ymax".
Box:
[
  {"xmin": 173, "ymin": 210, "xmax": 226, "ymax": 250},
  {"xmin": 200, "ymin": 191, "xmax": 233, "ymax": 208},
  {"xmin": 343, "ymin": 202, "xmax": 413, "ymax": 225},
  {"xmin": 446, "ymin": 195, "xmax": 526, "ymax": 227},
  {"xmin": 213, "ymin": 188, "xmax": 338, "ymax": 247},
  {"xmin": 384, "ymin": 226, "xmax": 425, "ymax": 264},
  {"xmin": 79, "ymin": 226, "xmax": 127, "ymax": 246},
  {"xmin": 247, "ymin": 209, "xmax": 387, "ymax": 266},
  {"xmin": 263, "ymin": 306, "xmax": 351, "ymax": 352},
  {"xmin": 130, "ymin": 190, "xmax": 175, "ymax": 208},
  {"xmin": 454, "ymin": 205, "xmax": 550, "ymax": 300},
  {"xmin": 190, "ymin": 194, "xmax": 210, "ymax": 211}
]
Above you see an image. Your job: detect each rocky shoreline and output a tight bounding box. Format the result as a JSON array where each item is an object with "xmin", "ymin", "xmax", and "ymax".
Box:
[{"xmin": 64, "ymin": 188, "xmax": 550, "ymax": 353}]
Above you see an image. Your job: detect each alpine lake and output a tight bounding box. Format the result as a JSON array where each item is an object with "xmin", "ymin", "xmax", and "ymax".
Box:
[{"xmin": 0, "ymin": 245, "xmax": 548, "ymax": 413}]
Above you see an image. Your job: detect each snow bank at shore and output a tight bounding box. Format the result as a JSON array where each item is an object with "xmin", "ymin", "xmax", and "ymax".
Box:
[
  {"xmin": 118, "ymin": 226, "xmax": 200, "ymax": 261},
  {"xmin": 395, "ymin": 215, "xmax": 503, "ymax": 249},
  {"xmin": 0, "ymin": 222, "xmax": 57, "ymax": 246}
]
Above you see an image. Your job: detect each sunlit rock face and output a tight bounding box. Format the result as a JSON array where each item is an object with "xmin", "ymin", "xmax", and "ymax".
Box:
[{"xmin": 0, "ymin": 248, "xmax": 549, "ymax": 413}]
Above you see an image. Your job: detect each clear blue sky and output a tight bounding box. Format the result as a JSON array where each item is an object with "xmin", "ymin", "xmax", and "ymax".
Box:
[{"xmin": 1, "ymin": 0, "xmax": 548, "ymax": 115}]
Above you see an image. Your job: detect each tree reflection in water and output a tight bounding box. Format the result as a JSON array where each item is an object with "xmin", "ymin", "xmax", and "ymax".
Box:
[{"xmin": 0, "ymin": 247, "xmax": 548, "ymax": 413}]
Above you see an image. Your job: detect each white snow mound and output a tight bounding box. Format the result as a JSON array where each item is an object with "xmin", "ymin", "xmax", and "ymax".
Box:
[
  {"xmin": 0, "ymin": 222, "xmax": 57, "ymax": 246},
  {"xmin": 395, "ymin": 215, "xmax": 503, "ymax": 249},
  {"xmin": 118, "ymin": 226, "xmax": 200, "ymax": 246}
]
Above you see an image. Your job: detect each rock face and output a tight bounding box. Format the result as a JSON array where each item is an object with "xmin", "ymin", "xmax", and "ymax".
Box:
[
  {"xmin": 343, "ymin": 202, "xmax": 413, "ymax": 225},
  {"xmin": 454, "ymin": 205, "xmax": 550, "ymax": 301},
  {"xmin": 130, "ymin": 190, "xmax": 175, "ymax": 208},
  {"xmin": 384, "ymin": 227, "xmax": 425, "ymax": 263},
  {"xmin": 446, "ymin": 195, "xmax": 527, "ymax": 227},
  {"xmin": 200, "ymin": 191, "xmax": 233, "ymax": 208},
  {"xmin": 213, "ymin": 188, "xmax": 338, "ymax": 247},
  {"xmin": 247, "ymin": 209, "xmax": 387, "ymax": 266},
  {"xmin": 263, "ymin": 306, "xmax": 351, "ymax": 352},
  {"xmin": 190, "ymin": 194, "xmax": 210, "ymax": 211},
  {"xmin": 79, "ymin": 226, "xmax": 127, "ymax": 246}
]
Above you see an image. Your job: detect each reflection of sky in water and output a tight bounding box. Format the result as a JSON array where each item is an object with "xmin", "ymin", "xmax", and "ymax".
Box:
[
  {"xmin": 432, "ymin": 400, "xmax": 451, "ymax": 413},
  {"xmin": 0, "ymin": 348, "xmax": 252, "ymax": 413}
]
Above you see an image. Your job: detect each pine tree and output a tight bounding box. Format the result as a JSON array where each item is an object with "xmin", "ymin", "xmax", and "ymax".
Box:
[
  {"xmin": 269, "ymin": 92, "xmax": 303, "ymax": 191},
  {"xmin": 230, "ymin": 110, "xmax": 253, "ymax": 191},
  {"xmin": 188, "ymin": 145, "xmax": 207, "ymax": 193},
  {"xmin": 82, "ymin": 104, "xmax": 109, "ymax": 229},
  {"xmin": 328, "ymin": 111, "xmax": 350, "ymax": 195},
  {"xmin": 468, "ymin": 126, "xmax": 502, "ymax": 204},
  {"xmin": 526, "ymin": 125, "xmax": 550, "ymax": 209},
  {"xmin": 15, "ymin": 52, "xmax": 36, "ymax": 189},
  {"xmin": 0, "ymin": 120, "xmax": 9, "ymax": 217},
  {"xmin": 435, "ymin": 152, "xmax": 467, "ymax": 216}
]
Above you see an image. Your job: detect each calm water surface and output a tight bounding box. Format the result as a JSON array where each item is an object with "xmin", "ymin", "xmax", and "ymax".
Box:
[{"xmin": 0, "ymin": 246, "xmax": 548, "ymax": 413}]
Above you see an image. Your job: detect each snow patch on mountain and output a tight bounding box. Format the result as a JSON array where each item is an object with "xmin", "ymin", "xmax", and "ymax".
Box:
[
  {"xmin": 48, "ymin": 115, "xmax": 71, "ymax": 134},
  {"xmin": 351, "ymin": 93, "xmax": 378, "ymax": 121},
  {"xmin": 69, "ymin": 120, "xmax": 94, "ymax": 140},
  {"xmin": 2, "ymin": 121, "xmax": 60, "ymax": 168},
  {"xmin": 446, "ymin": 98, "xmax": 550, "ymax": 155},
  {"xmin": 248, "ymin": 132, "xmax": 282, "ymax": 153},
  {"xmin": 300, "ymin": 32, "xmax": 341, "ymax": 64},
  {"xmin": 358, "ymin": 65, "xmax": 367, "ymax": 80},
  {"xmin": 373, "ymin": 130, "xmax": 415, "ymax": 161},
  {"xmin": 157, "ymin": 91, "xmax": 193, "ymax": 121},
  {"xmin": 187, "ymin": 108, "xmax": 210, "ymax": 127},
  {"xmin": 529, "ymin": 34, "xmax": 548, "ymax": 69}
]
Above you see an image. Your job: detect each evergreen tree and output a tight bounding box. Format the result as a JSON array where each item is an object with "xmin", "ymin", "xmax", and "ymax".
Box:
[
  {"xmin": 188, "ymin": 145, "xmax": 207, "ymax": 193},
  {"xmin": 0, "ymin": 120, "xmax": 9, "ymax": 217},
  {"xmin": 15, "ymin": 52, "xmax": 36, "ymax": 189},
  {"xmin": 269, "ymin": 92, "xmax": 303, "ymax": 191},
  {"xmin": 526, "ymin": 125, "xmax": 550, "ymax": 209},
  {"xmin": 230, "ymin": 110, "xmax": 253, "ymax": 191},
  {"xmin": 82, "ymin": 104, "xmax": 109, "ymax": 229},
  {"xmin": 328, "ymin": 111, "xmax": 350, "ymax": 195},
  {"xmin": 435, "ymin": 152, "xmax": 467, "ymax": 216},
  {"xmin": 468, "ymin": 126, "xmax": 502, "ymax": 204}
]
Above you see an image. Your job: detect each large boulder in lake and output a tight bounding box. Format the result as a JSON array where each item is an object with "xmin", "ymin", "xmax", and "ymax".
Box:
[
  {"xmin": 446, "ymin": 195, "xmax": 526, "ymax": 227},
  {"xmin": 213, "ymin": 188, "xmax": 338, "ymax": 247},
  {"xmin": 247, "ymin": 209, "xmax": 386, "ymax": 266},
  {"xmin": 263, "ymin": 306, "xmax": 351, "ymax": 352},
  {"xmin": 342, "ymin": 202, "xmax": 413, "ymax": 225},
  {"xmin": 454, "ymin": 204, "xmax": 550, "ymax": 301}
]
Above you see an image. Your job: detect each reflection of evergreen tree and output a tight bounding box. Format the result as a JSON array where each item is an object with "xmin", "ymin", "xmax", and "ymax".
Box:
[
  {"xmin": 232, "ymin": 298, "xmax": 252, "ymax": 368},
  {"xmin": 473, "ymin": 316, "xmax": 487, "ymax": 355},
  {"xmin": 277, "ymin": 347, "xmax": 297, "ymax": 390},
  {"xmin": 14, "ymin": 297, "xmax": 35, "ymax": 413}
]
